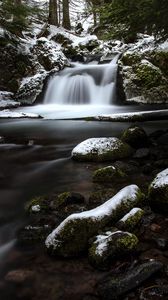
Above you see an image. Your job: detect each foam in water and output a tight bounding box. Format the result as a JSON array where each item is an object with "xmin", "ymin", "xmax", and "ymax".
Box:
[{"xmin": 44, "ymin": 55, "xmax": 119, "ymax": 105}]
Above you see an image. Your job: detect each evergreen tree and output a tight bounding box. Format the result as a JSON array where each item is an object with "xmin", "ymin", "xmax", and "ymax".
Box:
[
  {"xmin": 99, "ymin": 0, "xmax": 168, "ymax": 42},
  {"xmin": 0, "ymin": 0, "xmax": 31, "ymax": 35}
]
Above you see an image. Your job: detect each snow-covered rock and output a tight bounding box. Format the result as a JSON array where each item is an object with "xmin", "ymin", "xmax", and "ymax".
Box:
[
  {"xmin": 45, "ymin": 185, "xmax": 144, "ymax": 256},
  {"xmin": 71, "ymin": 137, "xmax": 133, "ymax": 162},
  {"xmin": 117, "ymin": 208, "xmax": 144, "ymax": 231},
  {"xmin": 89, "ymin": 230, "xmax": 138, "ymax": 269},
  {"xmin": 148, "ymin": 168, "xmax": 168, "ymax": 212}
]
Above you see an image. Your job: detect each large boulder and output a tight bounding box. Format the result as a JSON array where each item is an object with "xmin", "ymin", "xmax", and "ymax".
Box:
[
  {"xmin": 45, "ymin": 185, "xmax": 144, "ymax": 257},
  {"xmin": 89, "ymin": 230, "xmax": 138, "ymax": 269},
  {"xmin": 120, "ymin": 51, "xmax": 168, "ymax": 104},
  {"xmin": 148, "ymin": 168, "xmax": 168, "ymax": 212},
  {"xmin": 121, "ymin": 126, "xmax": 149, "ymax": 149},
  {"xmin": 72, "ymin": 138, "xmax": 133, "ymax": 162}
]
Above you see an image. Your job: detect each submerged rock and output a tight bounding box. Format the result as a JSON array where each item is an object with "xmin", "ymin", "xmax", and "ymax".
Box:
[
  {"xmin": 45, "ymin": 185, "xmax": 144, "ymax": 257},
  {"xmin": 116, "ymin": 207, "xmax": 144, "ymax": 231},
  {"xmin": 121, "ymin": 126, "xmax": 149, "ymax": 149},
  {"xmin": 148, "ymin": 168, "xmax": 168, "ymax": 212},
  {"xmin": 89, "ymin": 230, "xmax": 138, "ymax": 269},
  {"xmin": 72, "ymin": 138, "xmax": 133, "ymax": 162},
  {"xmin": 92, "ymin": 166, "xmax": 127, "ymax": 183},
  {"xmin": 97, "ymin": 261, "xmax": 163, "ymax": 299}
]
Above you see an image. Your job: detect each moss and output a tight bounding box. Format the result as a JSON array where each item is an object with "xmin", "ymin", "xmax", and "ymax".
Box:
[
  {"xmin": 116, "ymin": 233, "xmax": 138, "ymax": 250},
  {"xmin": 122, "ymin": 53, "xmax": 141, "ymax": 66},
  {"xmin": 134, "ymin": 63, "xmax": 163, "ymax": 89},
  {"xmin": 148, "ymin": 185, "xmax": 168, "ymax": 212},
  {"xmin": 93, "ymin": 166, "xmax": 127, "ymax": 183}
]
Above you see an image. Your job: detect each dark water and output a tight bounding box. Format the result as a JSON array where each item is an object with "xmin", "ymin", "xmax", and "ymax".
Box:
[{"xmin": 0, "ymin": 116, "xmax": 167, "ymax": 299}]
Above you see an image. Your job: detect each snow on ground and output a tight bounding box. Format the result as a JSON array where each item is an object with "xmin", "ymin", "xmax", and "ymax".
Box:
[
  {"xmin": 0, "ymin": 110, "xmax": 41, "ymax": 119},
  {"xmin": 150, "ymin": 168, "xmax": 168, "ymax": 189},
  {"xmin": 94, "ymin": 109, "xmax": 168, "ymax": 121}
]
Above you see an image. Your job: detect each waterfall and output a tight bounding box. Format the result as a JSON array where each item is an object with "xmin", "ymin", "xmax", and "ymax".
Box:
[{"xmin": 44, "ymin": 54, "xmax": 119, "ymax": 105}]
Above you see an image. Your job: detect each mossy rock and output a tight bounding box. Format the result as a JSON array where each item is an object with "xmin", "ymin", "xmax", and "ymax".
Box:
[
  {"xmin": 121, "ymin": 53, "xmax": 141, "ymax": 66},
  {"xmin": 51, "ymin": 192, "xmax": 85, "ymax": 210},
  {"xmin": 134, "ymin": 62, "xmax": 163, "ymax": 89},
  {"xmin": 72, "ymin": 138, "xmax": 134, "ymax": 162},
  {"xmin": 148, "ymin": 168, "xmax": 168, "ymax": 213},
  {"xmin": 121, "ymin": 126, "xmax": 149, "ymax": 149},
  {"xmin": 117, "ymin": 208, "xmax": 144, "ymax": 231},
  {"xmin": 89, "ymin": 188, "xmax": 116, "ymax": 207},
  {"xmin": 89, "ymin": 230, "xmax": 138, "ymax": 269},
  {"xmin": 25, "ymin": 196, "xmax": 50, "ymax": 214},
  {"xmin": 93, "ymin": 166, "xmax": 127, "ymax": 183},
  {"xmin": 45, "ymin": 185, "xmax": 144, "ymax": 257}
]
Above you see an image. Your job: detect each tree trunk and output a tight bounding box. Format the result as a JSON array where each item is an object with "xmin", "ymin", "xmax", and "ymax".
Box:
[
  {"xmin": 62, "ymin": 0, "xmax": 71, "ymax": 30},
  {"xmin": 48, "ymin": 0, "xmax": 58, "ymax": 26}
]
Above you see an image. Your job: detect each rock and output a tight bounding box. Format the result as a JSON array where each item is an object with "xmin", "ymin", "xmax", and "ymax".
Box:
[
  {"xmin": 25, "ymin": 196, "xmax": 50, "ymax": 214},
  {"xmin": 148, "ymin": 168, "xmax": 168, "ymax": 212},
  {"xmin": 72, "ymin": 138, "xmax": 133, "ymax": 162},
  {"xmin": 89, "ymin": 189, "xmax": 116, "ymax": 207},
  {"xmin": 117, "ymin": 208, "xmax": 144, "ymax": 231},
  {"xmin": 0, "ymin": 136, "xmax": 5, "ymax": 143},
  {"xmin": 89, "ymin": 230, "xmax": 138, "ymax": 269},
  {"xmin": 120, "ymin": 51, "xmax": 168, "ymax": 104},
  {"xmin": 92, "ymin": 166, "xmax": 127, "ymax": 183},
  {"xmin": 150, "ymin": 223, "xmax": 161, "ymax": 233},
  {"xmin": 140, "ymin": 284, "xmax": 168, "ymax": 299},
  {"xmin": 18, "ymin": 224, "xmax": 52, "ymax": 244},
  {"xmin": 134, "ymin": 148, "xmax": 150, "ymax": 158},
  {"xmin": 51, "ymin": 192, "xmax": 85, "ymax": 210},
  {"xmin": 5, "ymin": 269, "xmax": 34, "ymax": 283},
  {"xmin": 121, "ymin": 126, "xmax": 149, "ymax": 149},
  {"xmin": 97, "ymin": 261, "xmax": 163, "ymax": 300},
  {"xmin": 155, "ymin": 238, "xmax": 168, "ymax": 250},
  {"xmin": 45, "ymin": 185, "xmax": 144, "ymax": 257}
]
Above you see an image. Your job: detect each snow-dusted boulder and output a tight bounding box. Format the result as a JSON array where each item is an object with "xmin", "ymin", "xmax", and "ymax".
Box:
[
  {"xmin": 116, "ymin": 208, "xmax": 144, "ymax": 231},
  {"xmin": 93, "ymin": 166, "xmax": 127, "ymax": 183},
  {"xmin": 45, "ymin": 185, "xmax": 144, "ymax": 257},
  {"xmin": 148, "ymin": 168, "xmax": 168, "ymax": 212},
  {"xmin": 89, "ymin": 230, "xmax": 138, "ymax": 269},
  {"xmin": 121, "ymin": 126, "xmax": 149, "ymax": 149},
  {"xmin": 72, "ymin": 138, "xmax": 133, "ymax": 162}
]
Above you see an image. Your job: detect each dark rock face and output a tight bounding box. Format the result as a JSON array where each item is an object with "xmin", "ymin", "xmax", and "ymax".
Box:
[
  {"xmin": 0, "ymin": 42, "xmax": 33, "ymax": 93},
  {"xmin": 97, "ymin": 261, "xmax": 163, "ymax": 300}
]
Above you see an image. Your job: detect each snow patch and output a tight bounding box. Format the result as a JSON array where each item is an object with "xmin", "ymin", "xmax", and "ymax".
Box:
[{"xmin": 150, "ymin": 168, "xmax": 168, "ymax": 189}]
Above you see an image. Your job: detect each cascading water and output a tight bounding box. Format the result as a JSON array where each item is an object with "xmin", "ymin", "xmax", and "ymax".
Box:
[{"xmin": 44, "ymin": 54, "xmax": 119, "ymax": 105}]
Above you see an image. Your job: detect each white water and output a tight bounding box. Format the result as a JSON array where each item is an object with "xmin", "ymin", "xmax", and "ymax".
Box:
[{"xmin": 44, "ymin": 55, "xmax": 119, "ymax": 105}]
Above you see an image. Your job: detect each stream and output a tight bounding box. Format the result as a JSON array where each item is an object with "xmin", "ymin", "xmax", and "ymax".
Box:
[{"xmin": 0, "ymin": 59, "xmax": 168, "ymax": 299}]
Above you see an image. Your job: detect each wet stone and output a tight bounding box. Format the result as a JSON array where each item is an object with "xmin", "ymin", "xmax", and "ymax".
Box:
[{"xmin": 97, "ymin": 261, "xmax": 163, "ymax": 300}]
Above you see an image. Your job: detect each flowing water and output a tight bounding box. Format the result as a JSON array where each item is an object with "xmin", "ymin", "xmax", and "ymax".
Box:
[{"xmin": 0, "ymin": 58, "xmax": 167, "ymax": 299}]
